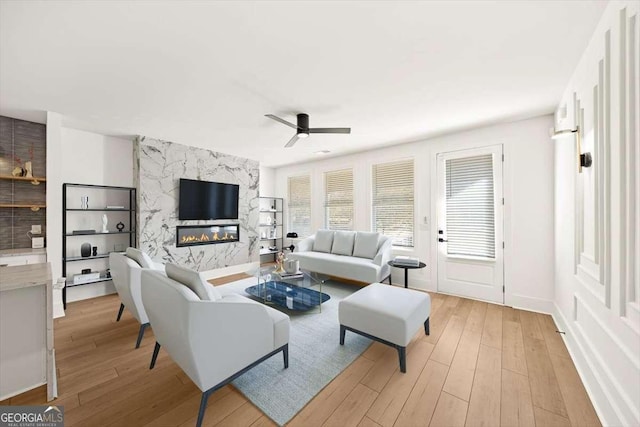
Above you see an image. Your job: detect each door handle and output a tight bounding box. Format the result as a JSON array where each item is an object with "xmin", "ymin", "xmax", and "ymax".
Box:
[{"xmin": 438, "ymin": 238, "xmax": 448, "ymax": 243}]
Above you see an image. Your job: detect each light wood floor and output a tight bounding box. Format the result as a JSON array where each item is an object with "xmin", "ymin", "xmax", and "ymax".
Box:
[{"xmin": 1, "ymin": 275, "xmax": 601, "ymax": 427}]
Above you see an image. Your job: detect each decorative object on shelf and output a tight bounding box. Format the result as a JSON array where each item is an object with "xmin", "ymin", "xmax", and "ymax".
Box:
[
  {"xmin": 92, "ymin": 246, "xmax": 98, "ymax": 256},
  {"xmin": 271, "ymin": 204, "xmax": 276, "ymax": 211},
  {"xmin": 285, "ymin": 244, "xmax": 295, "ymax": 252},
  {"xmin": 116, "ymin": 221, "xmax": 125, "ymax": 232},
  {"xmin": 12, "ymin": 154, "xmax": 25, "ymax": 176},
  {"xmin": 273, "ymin": 252, "xmax": 286, "ymax": 273},
  {"xmin": 106, "ymin": 269, "xmax": 111, "ymax": 278},
  {"xmin": 261, "ymin": 231, "xmax": 267, "ymax": 239},
  {"xmin": 24, "ymin": 161, "xmax": 33, "ymax": 178},
  {"xmin": 286, "ymin": 232, "xmax": 298, "ymax": 238},
  {"xmin": 101, "ymin": 214, "xmax": 108, "ymax": 233},
  {"xmin": 106, "ymin": 205, "xmax": 125, "ymax": 209},
  {"xmin": 266, "ymin": 216, "xmax": 272, "ymax": 225},
  {"xmin": 81, "ymin": 196, "xmax": 89, "ymax": 209},
  {"xmin": 81, "ymin": 243, "xmax": 91, "ymax": 258},
  {"xmin": 81, "ymin": 268, "xmax": 91, "ymax": 274}
]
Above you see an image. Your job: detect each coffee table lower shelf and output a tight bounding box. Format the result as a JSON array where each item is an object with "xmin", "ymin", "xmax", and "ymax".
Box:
[{"xmin": 245, "ymin": 281, "xmax": 330, "ymax": 312}]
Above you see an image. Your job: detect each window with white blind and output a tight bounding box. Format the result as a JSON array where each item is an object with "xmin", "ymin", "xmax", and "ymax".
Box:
[
  {"xmin": 287, "ymin": 175, "xmax": 311, "ymax": 237},
  {"xmin": 324, "ymin": 168, "xmax": 354, "ymax": 231},
  {"xmin": 372, "ymin": 159, "xmax": 414, "ymax": 247},
  {"xmin": 445, "ymin": 154, "xmax": 495, "ymax": 258}
]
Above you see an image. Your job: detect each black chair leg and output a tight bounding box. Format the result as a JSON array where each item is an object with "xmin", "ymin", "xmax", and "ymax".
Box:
[
  {"xmin": 196, "ymin": 391, "xmax": 211, "ymax": 427},
  {"xmin": 424, "ymin": 317, "xmax": 430, "ymax": 335},
  {"xmin": 340, "ymin": 325, "xmax": 346, "ymax": 345},
  {"xmin": 116, "ymin": 303, "xmax": 125, "ymax": 321},
  {"xmin": 397, "ymin": 346, "xmax": 407, "ymax": 373},
  {"xmin": 150, "ymin": 341, "xmax": 161, "ymax": 369},
  {"xmin": 388, "ymin": 275, "xmax": 392, "ymax": 285},
  {"xmin": 135, "ymin": 323, "xmax": 149, "ymax": 349},
  {"xmin": 283, "ymin": 344, "xmax": 289, "ymax": 369}
]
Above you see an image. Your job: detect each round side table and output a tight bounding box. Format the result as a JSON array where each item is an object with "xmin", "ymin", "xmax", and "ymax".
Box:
[{"xmin": 388, "ymin": 260, "xmax": 427, "ymax": 288}]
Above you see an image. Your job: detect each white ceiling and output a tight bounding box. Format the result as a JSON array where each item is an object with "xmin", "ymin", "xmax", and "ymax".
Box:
[{"xmin": 0, "ymin": 1, "xmax": 606, "ymax": 167}]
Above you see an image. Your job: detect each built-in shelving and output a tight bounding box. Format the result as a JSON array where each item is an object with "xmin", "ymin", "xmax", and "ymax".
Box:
[
  {"xmin": 0, "ymin": 203, "xmax": 46, "ymax": 209},
  {"xmin": 62, "ymin": 183, "xmax": 137, "ymax": 309},
  {"xmin": 259, "ymin": 197, "xmax": 283, "ymax": 263}
]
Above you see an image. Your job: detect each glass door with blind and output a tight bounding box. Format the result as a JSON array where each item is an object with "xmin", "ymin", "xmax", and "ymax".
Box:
[{"xmin": 436, "ymin": 145, "xmax": 504, "ymax": 303}]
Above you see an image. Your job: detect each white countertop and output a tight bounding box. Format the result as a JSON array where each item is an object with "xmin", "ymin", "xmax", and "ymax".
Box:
[
  {"xmin": 0, "ymin": 262, "xmax": 52, "ymax": 292},
  {"xmin": 0, "ymin": 248, "xmax": 47, "ymax": 257}
]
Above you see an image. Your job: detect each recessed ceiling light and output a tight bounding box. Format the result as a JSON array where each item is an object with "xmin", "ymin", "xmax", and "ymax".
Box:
[{"xmin": 314, "ymin": 150, "xmax": 330, "ymax": 155}]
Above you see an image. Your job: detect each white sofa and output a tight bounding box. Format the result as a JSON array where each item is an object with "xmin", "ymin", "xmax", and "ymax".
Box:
[{"xmin": 288, "ymin": 230, "xmax": 393, "ymax": 284}]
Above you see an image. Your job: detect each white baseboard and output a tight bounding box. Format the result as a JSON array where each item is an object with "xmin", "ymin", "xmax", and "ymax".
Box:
[
  {"xmin": 200, "ymin": 261, "xmax": 259, "ymax": 280},
  {"xmin": 52, "ymin": 288, "xmax": 65, "ymax": 318},
  {"xmin": 507, "ymin": 293, "xmax": 554, "ymax": 314},
  {"xmin": 552, "ymin": 303, "xmax": 628, "ymax": 426},
  {"xmin": 66, "ymin": 280, "xmax": 116, "ymax": 303}
]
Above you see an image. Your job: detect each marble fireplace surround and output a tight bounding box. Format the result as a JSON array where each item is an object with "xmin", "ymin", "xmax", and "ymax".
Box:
[{"xmin": 133, "ymin": 136, "xmax": 259, "ymax": 272}]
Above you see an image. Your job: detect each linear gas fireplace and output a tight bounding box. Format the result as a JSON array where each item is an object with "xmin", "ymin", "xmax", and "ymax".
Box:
[{"xmin": 176, "ymin": 224, "xmax": 240, "ymax": 247}]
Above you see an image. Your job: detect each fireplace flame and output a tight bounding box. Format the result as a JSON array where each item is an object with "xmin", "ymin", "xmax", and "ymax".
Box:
[{"xmin": 178, "ymin": 227, "xmax": 238, "ymax": 246}]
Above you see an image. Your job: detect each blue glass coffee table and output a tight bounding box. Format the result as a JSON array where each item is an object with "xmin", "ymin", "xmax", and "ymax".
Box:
[{"xmin": 246, "ymin": 267, "xmax": 330, "ymax": 313}]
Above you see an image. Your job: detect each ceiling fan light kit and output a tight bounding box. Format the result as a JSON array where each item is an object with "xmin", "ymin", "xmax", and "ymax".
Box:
[{"xmin": 265, "ymin": 113, "xmax": 351, "ymax": 148}]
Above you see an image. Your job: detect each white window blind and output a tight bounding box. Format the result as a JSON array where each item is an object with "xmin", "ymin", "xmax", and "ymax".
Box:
[
  {"xmin": 324, "ymin": 168, "xmax": 354, "ymax": 231},
  {"xmin": 445, "ymin": 154, "xmax": 495, "ymax": 258},
  {"xmin": 372, "ymin": 159, "xmax": 414, "ymax": 247},
  {"xmin": 287, "ymin": 175, "xmax": 311, "ymax": 237}
]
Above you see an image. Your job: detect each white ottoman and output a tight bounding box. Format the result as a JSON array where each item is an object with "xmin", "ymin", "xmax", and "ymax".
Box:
[{"xmin": 339, "ymin": 282, "xmax": 431, "ymax": 373}]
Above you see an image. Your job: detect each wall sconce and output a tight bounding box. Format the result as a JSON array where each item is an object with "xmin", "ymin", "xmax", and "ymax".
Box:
[{"xmin": 550, "ymin": 127, "xmax": 592, "ymax": 173}]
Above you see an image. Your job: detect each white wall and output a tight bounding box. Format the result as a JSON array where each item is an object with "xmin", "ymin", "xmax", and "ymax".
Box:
[
  {"xmin": 46, "ymin": 120, "xmax": 133, "ymax": 303},
  {"xmin": 259, "ymin": 165, "xmax": 275, "ymax": 197},
  {"xmin": 552, "ymin": 1, "xmax": 639, "ymax": 425},
  {"xmin": 274, "ymin": 115, "xmax": 555, "ymax": 312}
]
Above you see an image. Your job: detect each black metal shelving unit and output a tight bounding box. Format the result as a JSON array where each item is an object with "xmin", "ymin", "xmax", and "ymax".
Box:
[
  {"xmin": 62, "ymin": 183, "xmax": 136, "ymax": 308},
  {"xmin": 258, "ymin": 197, "xmax": 283, "ymax": 263}
]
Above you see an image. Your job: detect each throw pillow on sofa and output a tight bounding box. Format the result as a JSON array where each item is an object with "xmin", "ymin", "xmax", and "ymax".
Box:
[
  {"xmin": 165, "ymin": 263, "xmax": 221, "ymax": 301},
  {"xmin": 313, "ymin": 230, "xmax": 334, "ymax": 253},
  {"xmin": 331, "ymin": 231, "xmax": 356, "ymax": 256},
  {"xmin": 353, "ymin": 232, "xmax": 380, "ymax": 259},
  {"xmin": 126, "ymin": 247, "xmax": 154, "ymax": 269}
]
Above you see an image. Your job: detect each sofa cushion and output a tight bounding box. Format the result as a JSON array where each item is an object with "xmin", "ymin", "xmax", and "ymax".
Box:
[
  {"xmin": 288, "ymin": 251, "xmax": 381, "ymax": 284},
  {"xmin": 313, "ymin": 230, "xmax": 334, "ymax": 253},
  {"xmin": 331, "ymin": 231, "xmax": 356, "ymax": 256},
  {"xmin": 353, "ymin": 232, "xmax": 380, "ymax": 259},
  {"xmin": 165, "ymin": 263, "xmax": 221, "ymax": 301},
  {"xmin": 126, "ymin": 247, "xmax": 154, "ymax": 268}
]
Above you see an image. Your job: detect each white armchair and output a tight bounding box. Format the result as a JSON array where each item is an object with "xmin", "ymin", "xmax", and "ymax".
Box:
[
  {"xmin": 141, "ymin": 265, "xmax": 290, "ymax": 427},
  {"xmin": 109, "ymin": 248, "xmax": 163, "ymax": 348}
]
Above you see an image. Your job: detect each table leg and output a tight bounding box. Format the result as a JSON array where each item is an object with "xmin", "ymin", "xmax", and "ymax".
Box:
[{"xmin": 404, "ymin": 268, "xmax": 408, "ymax": 288}]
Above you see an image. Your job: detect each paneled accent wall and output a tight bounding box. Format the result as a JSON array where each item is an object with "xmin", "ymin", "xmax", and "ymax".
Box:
[
  {"xmin": 0, "ymin": 116, "xmax": 46, "ymax": 250},
  {"xmin": 553, "ymin": 1, "xmax": 639, "ymax": 426},
  {"xmin": 133, "ymin": 136, "xmax": 259, "ymax": 271}
]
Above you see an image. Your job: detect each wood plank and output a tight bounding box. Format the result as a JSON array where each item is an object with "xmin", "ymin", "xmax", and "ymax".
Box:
[
  {"xmin": 442, "ymin": 326, "xmax": 482, "ymax": 401},
  {"xmin": 430, "ymin": 315, "xmax": 466, "ymax": 365},
  {"xmin": 429, "ymin": 391, "xmax": 468, "ymax": 427},
  {"xmin": 519, "ymin": 310, "xmax": 544, "ymax": 341},
  {"xmin": 250, "ymin": 416, "xmax": 277, "ymax": 427},
  {"xmin": 465, "ymin": 345, "xmax": 501, "ymax": 427},
  {"xmin": 362, "ymin": 342, "xmax": 389, "ymax": 362},
  {"xmin": 144, "ymin": 387, "xmax": 232, "ymax": 427},
  {"xmin": 424, "ymin": 295, "xmax": 461, "ymax": 345},
  {"xmin": 465, "ymin": 301, "xmax": 488, "ymax": 334},
  {"xmin": 501, "ymin": 369, "xmax": 535, "ymax": 427},
  {"xmin": 366, "ymin": 340, "xmax": 434, "ymax": 426},
  {"xmin": 358, "ymin": 417, "xmax": 382, "ymax": 427},
  {"xmin": 502, "ymin": 306, "xmax": 521, "ymax": 323},
  {"xmin": 502, "ymin": 320, "xmax": 528, "ymax": 376},
  {"xmin": 549, "ymin": 354, "xmax": 601, "ymax": 426},
  {"xmin": 394, "ymin": 360, "xmax": 449, "ymax": 427},
  {"xmin": 481, "ymin": 304, "xmax": 503, "ymax": 349},
  {"xmin": 290, "ymin": 357, "xmax": 375, "ymax": 427},
  {"xmin": 179, "ymin": 388, "xmax": 248, "ymax": 427},
  {"xmin": 360, "ymin": 346, "xmax": 399, "ymax": 393},
  {"xmin": 322, "ymin": 384, "xmax": 378, "ymax": 427},
  {"xmin": 533, "ymin": 407, "xmax": 572, "ymax": 427},
  {"xmin": 209, "ymin": 273, "xmax": 251, "ymax": 286},
  {"xmin": 214, "ymin": 401, "xmax": 263, "ymax": 427},
  {"xmin": 536, "ymin": 314, "xmax": 571, "ymax": 359},
  {"xmin": 523, "ymin": 338, "xmax": 568, "ymax": 418}
]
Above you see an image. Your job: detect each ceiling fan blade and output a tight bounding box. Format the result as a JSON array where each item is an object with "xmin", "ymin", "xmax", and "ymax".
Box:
[
  {"xmin": 265, "ymin": 114, "xmax": 298, "ymax": 129},
  {"xmin": 309, "ymin": 127, "xmax": 351, "ymax": 134},
  {"xmin": 284, "ymin": 134, "xmax": 300, "ymax": 148}
]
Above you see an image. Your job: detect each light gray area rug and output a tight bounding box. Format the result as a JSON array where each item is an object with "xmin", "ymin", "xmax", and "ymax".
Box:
[{"xmin": 218, "ymin": 277, "xmax": 371, "ymax": 426}]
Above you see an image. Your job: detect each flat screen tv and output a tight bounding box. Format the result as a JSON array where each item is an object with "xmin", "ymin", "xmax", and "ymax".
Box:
[{"xmin": 179, "ymin": 178, "xmax": 239, "ymax": 220}]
